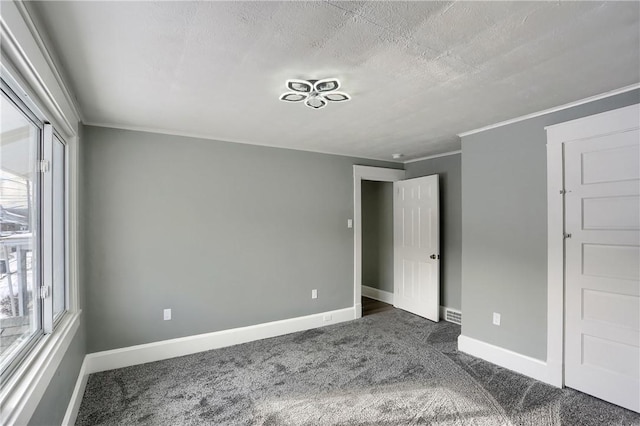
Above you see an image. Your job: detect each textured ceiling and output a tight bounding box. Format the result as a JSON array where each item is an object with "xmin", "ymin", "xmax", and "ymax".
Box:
[{"xmin": 30, "ymin": 1, "xmax": 640, "ymax": 161}]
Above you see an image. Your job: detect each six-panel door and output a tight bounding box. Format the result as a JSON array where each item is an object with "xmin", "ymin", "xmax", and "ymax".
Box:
[{"xmin": 393, "ymin": 174, "xmax": 440, "ymax": 322}]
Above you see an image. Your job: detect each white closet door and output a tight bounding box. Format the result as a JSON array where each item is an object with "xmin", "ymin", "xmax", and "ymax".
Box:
[
  {"xmin": 393, "ymin": 175, "xmax": 440, "ymax": 322},
  {"xmin": 564, "ymin": 127, "xmax": 640, "ymax": 412}
]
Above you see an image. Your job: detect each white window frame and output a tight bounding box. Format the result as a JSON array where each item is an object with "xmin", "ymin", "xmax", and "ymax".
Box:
[
  {"xmin": 40, "ymin": 125, "xmax": 69, "ymax": 333},
  {"xmin": 52, "ymin": 131, "xmax": 69, "ymax": 325},
  {"xmin": 0, "ymin": 79, "xmax": 46, "ymax": 380},
  {"xmin": 0, "ymin": 8, "xmax": 81, "ymax": 419},
  {"xmin": 0, "ymin": 77, "xmax": 71, "ymax": 371}
]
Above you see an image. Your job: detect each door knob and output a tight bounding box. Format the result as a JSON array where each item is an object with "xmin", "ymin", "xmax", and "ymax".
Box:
[{"xmin": 430, "ymin": 254, "xmax": 440, "ymax": 260}]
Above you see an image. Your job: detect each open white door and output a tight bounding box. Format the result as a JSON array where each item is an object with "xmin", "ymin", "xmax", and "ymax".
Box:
[
  {"xmin": 564, "ymin": 125, "xmax": 640, "ymax": 412},
  {"xmin": 393, "ymin": 175, "xmax": 439, "ymax": 321}
]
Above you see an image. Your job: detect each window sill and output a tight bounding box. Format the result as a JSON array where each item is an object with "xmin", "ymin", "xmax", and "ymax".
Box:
[{"xmin": 0, "ymin": 310, "xmax": 81, "ymax": 425}]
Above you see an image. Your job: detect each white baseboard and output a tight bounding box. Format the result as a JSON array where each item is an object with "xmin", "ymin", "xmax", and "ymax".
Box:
[
  {"xmin": 62, "ymin": 307, "xmax": 356, "ymax": 422},
  {"xmin": 361, "ymin": 285, "xmax": 394, "ymax": 304},
  {"xmin": 63, "ymin": 309, "xmax": 355, "ymax": 423},
  {"xmin": 84, "ymin": 307, "xmax": 356, "ymax": 375},
  {"xmin": 458, "ymin": 335, "xmax": 555, "ymax": 386},
  {"xmin": 62, "ymin": 358, "xmax": 88, "ymax": 426}
]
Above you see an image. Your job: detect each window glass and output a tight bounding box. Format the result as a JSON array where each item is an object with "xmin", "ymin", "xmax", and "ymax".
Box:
[{"xmin": 0, "ymin": 92, "xmax": 41, "ymax": 366}]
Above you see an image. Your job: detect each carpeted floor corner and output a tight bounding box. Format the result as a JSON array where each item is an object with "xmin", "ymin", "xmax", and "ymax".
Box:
[{"xmin": 76, "ymin": 309, "xmax": 640, "ymax": 425}]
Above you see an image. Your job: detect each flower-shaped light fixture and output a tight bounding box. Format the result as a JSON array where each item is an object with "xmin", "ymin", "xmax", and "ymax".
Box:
[{"xmin": 279, "ymin": 78, "xmax": 350, "ymax": 109}]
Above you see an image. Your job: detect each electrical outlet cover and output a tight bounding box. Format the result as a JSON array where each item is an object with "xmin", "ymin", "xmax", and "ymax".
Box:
[{"xmin": 492, "ymin": 312, "xmax": 500, "ymax": 326}]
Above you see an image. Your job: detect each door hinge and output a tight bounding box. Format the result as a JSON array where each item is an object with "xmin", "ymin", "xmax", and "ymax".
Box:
[
  {"xmin": 39, "ymin": 160, "xmax": 50, "ymax": 173},
  {"xmin": 429, "ymin": 254, "xmax": 440, "ymax": 260},
  {"xmin": 40, "ymin": 285, "xmax": 50, "ymax": 299},
  {"xmin": 559, "ymin": 189, "xmax": 572, "ymax": 195},
  {"xmin": 563, "ymin": 233, "xmax": 572, "ymax": 239}
]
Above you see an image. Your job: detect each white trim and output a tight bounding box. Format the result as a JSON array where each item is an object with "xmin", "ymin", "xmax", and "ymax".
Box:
[
  {"xmin": 353, "ymin": 166, "xmax": 406, "ymax": 318},
  {"xmin": 546, "ymin": 139, "xmax": 565, "ymax": 388},
  {"xmin": 83, "ymin": 122, "xmax": 405, "ymax": 165},
  {"xmin": 42, "ymin": 124, "xmax": 54, "ymax": 333},
  {"xmin": 0, "ymin": 312, "xmax": 81, "ymax": 426},
  {"xmin": 61, "ymin": 358, "xmax": 88, "ymax": 426},
  {"xmin": 458, "ymin": 335, "xmax": 553, "ymax": 386},
  {"xmin": 0, "ymin": 5, "xmax": 84, "ymax": 424},
  {"xmin": 545, "ymin": 103, "xmax": 640, "ymax": 389},
  {"xmin": 65, "ymin": 307, "xmax": 355, "ymax": 423},
  {"xmin": 354, "ymin": 302, "xmax": 362, "ymax": 319},
  {"xmin": 545, "ymin": 103, "xmax": 640, "ymax": 142},
  {"xmin": 84, "ymin": 307, "xmax": 356, "ymax": 375},
  {"xmin": 403, "ymin": 150, "xmax": 461, "ymax": 164},
  {"xmin": 361, "ymin": 285, "xmax": 394, "ymax": 304},
  {"xmin": 67, "ymin": 134, "xmax": 80, "ymax": 313},
  {"xmin": 353, "ymin": 165, "xmax": 406, "ymax": 182},
  {"xmin": 458, "ymin": 83, "xmax": 640, "ymax": 138},
  {"xmin": 0, "ymin": 4, "xmax": 79, "ymax": 137}
]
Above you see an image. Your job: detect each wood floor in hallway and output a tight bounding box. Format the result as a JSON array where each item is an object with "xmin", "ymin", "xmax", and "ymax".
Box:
[{"xmin": 362, "ymin": 296, "xmax": 394, "ymax": 316}]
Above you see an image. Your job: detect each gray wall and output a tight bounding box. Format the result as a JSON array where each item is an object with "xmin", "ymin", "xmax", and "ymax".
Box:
[
  {"xmin": 461, "ymin": 90, "xmax": 640, "ymax": 360},
  {"xmin": 405, "ymin": 154, "xmax": 462, "ymax": 310},
  {"xmin": 361, "ymin": 181, "xmax": 393, "ymax": 293},
  {"xmin": 29, "ymin": 322, "xmax": 85, "ymax": 426},
  {"xmin": 83, "ymin": 125, "xmax": 400, "ymax": 353}
]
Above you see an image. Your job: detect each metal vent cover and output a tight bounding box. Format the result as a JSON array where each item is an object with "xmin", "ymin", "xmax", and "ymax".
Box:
[{"xmin": 445, "ymin": 308, "xmax": 462, "ymax": 325}]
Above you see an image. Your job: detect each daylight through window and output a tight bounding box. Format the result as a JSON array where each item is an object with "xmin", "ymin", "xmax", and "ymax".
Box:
[{"xmin": 0, "ymin": 76, "xmax": 68, "ymax": 380}]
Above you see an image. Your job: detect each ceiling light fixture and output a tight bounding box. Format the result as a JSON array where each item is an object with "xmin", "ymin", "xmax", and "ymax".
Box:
[{"xmin": 279, "ymin": 78, "xmax": 351, "ymax": 110}]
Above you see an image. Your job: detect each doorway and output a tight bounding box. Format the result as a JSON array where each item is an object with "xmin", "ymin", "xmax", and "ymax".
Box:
[
  {"xmin": 361, "ymin": 180, "xmax": 394, "ymax": 316},
  {"xmin": 353, "ymin": 166, "xmax": 405, "ymax": 318},
  {"xmin": 353, "ymin": 166, "xmax": 442, "ymax": 323}
]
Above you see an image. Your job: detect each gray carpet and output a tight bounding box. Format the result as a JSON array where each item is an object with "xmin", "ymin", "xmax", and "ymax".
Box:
[{"xmin": 77, "ymin": 309, "xmax": 640, "ymax": 425}]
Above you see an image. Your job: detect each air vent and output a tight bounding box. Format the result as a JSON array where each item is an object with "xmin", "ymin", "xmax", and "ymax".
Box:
[{"xmin": 444, "ymin": 308, "xmax": 462, "ymax": 325}]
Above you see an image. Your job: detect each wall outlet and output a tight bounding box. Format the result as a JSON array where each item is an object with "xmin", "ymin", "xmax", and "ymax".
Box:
[
  {"xmin": 323, "ymin": 314, "xmax": 332, "ymax": 322},
  {"xmin": 347, "ymin": 219, "xmax": 353, "ymax": 229},
  {"xmin": 493, "ymin": 312, "xmax": 501, "ymax": 326},
  {"xmin": 311, "ymin": 289, "xmax": 318, "ymax": 299},
  {"xmin": 164, "ymin": 308, "xmax": 172, "ymax": 321}
]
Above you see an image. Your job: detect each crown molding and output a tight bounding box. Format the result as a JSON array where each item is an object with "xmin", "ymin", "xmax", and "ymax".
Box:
[
  {"xmin": 83, "ymin": 121, "xmax": 406, "ymax": 165},
  {"xmin": 458, "ymin": 83, "xmax": 640, "ymax": 138},
  {"xmin": 404, "ymin": 150, "xmax": 461, "ymax": 164}
]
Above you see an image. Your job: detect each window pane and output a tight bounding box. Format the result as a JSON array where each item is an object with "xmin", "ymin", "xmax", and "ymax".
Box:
[
  {"xmin": 52, "ymin": 136, "xmax": 65, "ymax": 318},
  {"xmin": 0, "ymin": 93, "xmax": 41, "ymax": 365}
]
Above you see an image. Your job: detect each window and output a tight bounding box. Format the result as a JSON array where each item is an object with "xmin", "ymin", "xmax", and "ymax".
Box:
[
  {"xmin": 52, "ymin": 135, "xmax": 66, "ymax": 320},
  {"xmin": 0, "ymin": 76, "xmax": 68, "ymax": 380}
]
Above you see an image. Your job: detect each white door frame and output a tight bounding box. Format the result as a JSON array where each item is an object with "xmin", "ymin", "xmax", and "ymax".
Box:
[
  {"xmin": 545, "ymin": 103, "xmax": 640, "ymax": 387},
  {"xmin": 353, "ymin": 165, "xmax": 406, "ymax": 318}
]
